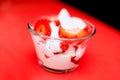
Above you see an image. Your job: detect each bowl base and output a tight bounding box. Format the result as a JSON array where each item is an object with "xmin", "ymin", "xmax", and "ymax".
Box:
[{"xmin": 41, "ymin": 65, "xmax": 76, "ymax": 73}]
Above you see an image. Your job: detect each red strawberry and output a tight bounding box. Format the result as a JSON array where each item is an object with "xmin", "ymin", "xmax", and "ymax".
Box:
[
  {"xmin": 60, "ymin": 41, "xmax": 69, "ymax": 52},
  {"xmin": 84, "ymin": 25, "xmax": 89, "ymax": 32},
  {"xmin": 71, "ymin": 56, "xmax": 79, "ymax": 64},
  {"xmin": 73, "ymin": 45, "xmax": 78, "ymax": 52},
  {"xmin": 54, "ymin": 20, "xmax": 60, "ymax": 26},
  {"xmin": 83, "ymin": 25, "xmax": 91, "ymax": 35},
  {"xmin": 34, "ymin": 19, "xmax": 51, "ymax": 36}
]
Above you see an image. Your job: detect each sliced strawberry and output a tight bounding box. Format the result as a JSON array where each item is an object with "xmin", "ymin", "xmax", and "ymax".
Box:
[
  {"xmin": 54, "ymin": 20, "xmax": 60, "ymax": 26},
  {"xmin": 84, "ymin": 25, "xmax": 92, "ymax": 36},
  {"xmin": 34, "ymin": 19, "xmax": 51, "ymax": 36},
  {"xmin": 60, "ymin": 41, "xmax": 69, "ymax": 52},
  {"xmin": 73, "ymin": 45, "xmax": 78, "ymax": 52},
  {"xmin": 71, "ymin": 56, "xmax": 79, "ymax": 64},
  {"xmin": 84, "ymin": 25, "xmax": 89, "ymax": 32},
  {"xmin": 59, "ymin": 26, "xmax": 87, "ymax": 38}
]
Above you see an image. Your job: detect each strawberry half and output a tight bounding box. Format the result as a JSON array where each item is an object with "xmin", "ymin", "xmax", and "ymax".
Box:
[
  {"xmin": 34, "ymin": 19, "xmax": 51, "ymax": 36},
  {"xmin": 59, "ymin": 26, "xmax": 87, "ymax": 38}
]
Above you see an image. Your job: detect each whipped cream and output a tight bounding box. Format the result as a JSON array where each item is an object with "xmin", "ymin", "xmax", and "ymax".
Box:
[{"xmin": 58, "ymin": 8, "xmax": 86, "ymax": 30}]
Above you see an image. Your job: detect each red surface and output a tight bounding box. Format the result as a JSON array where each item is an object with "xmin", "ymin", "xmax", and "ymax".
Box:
[{"xmin": 0, "ymin": 0, "xmax": 120, "ymax": 80}]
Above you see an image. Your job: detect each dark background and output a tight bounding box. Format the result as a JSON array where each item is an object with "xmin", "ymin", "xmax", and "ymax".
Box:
[{"xmin": 61, "ymin": 0, "xmax": 120, "ymax": 31}]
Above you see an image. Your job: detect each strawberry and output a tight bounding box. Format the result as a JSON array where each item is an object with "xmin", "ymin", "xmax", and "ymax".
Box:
[
  {"xmin": 60, "ymin": 41, "xmax": 69, "ymax": 52},
  {"xmin": 34, "ymin": 19, "xmax": 51, "ymax": 36},
  {"xmin": 84, "ymin": 25, "xmax": 92, "ymax": 36},
  {"xmin": 54, "ymin": 20, "xmax": 60, "ymax": 26},
  {"xmin": 71, "ymin": 56, "xmax": 79, "ymax": 64},
  {"xmin": 84, "ymin": 25, "xmax": 89, "ymax": 32},
  {"xmin": 38, "ymin": 58, "xmax": 44, "ymax": 64},
  {"xmin": 58, "ymin": 26, "xmax": 87, "ymax": 38}
]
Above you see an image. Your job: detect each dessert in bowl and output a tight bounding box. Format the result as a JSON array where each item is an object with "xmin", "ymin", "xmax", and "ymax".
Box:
[{"xmin": 28, "ymin": 8, "xmax": 96, "ymax": 73}]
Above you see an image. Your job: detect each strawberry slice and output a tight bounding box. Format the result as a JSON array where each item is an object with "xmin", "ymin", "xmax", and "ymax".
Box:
[
  {"xmin": 59, "ymin": 26, "xmax": 87, "ymax": 38},
  {"xmin": 34, "ymin": 19, "xmax": 51, "ymax": 36},
  {"xmin": 60, "ymin": 41, "xmax": 69, "ymax": 52},
  {"xmin": 54, "ymin": 20, "xmax": 60, "ymax": 26},
  {"xmin": 71, "ymin": 56, "xmax": 80, "ymax": 64},
  {"xmin": 84, "ymin": 25, "xmax": 92, "ymax": 36}
]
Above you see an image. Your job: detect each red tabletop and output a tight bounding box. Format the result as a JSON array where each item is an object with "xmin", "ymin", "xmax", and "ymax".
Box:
[{"xmin": 0, "ymin": 0, "xmax": 120, "ymax": 80}]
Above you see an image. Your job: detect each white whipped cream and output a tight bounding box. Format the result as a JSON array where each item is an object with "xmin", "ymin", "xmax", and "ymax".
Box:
[
  {"xmin": 58, "ymin": 8, "xmax": 86, "ymax": 30},
  {"xmin": 45, "ymin": 22, "xmax": 62, "ymax": 53},
  {"xmin": 49, "ymin": 22, "xmax": 59, "ymax": 38}
]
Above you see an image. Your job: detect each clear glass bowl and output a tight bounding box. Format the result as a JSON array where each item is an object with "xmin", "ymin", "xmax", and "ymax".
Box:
[{"xmin": 27, "ymin": 16, "xmax": 96, "ymax": 73}]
